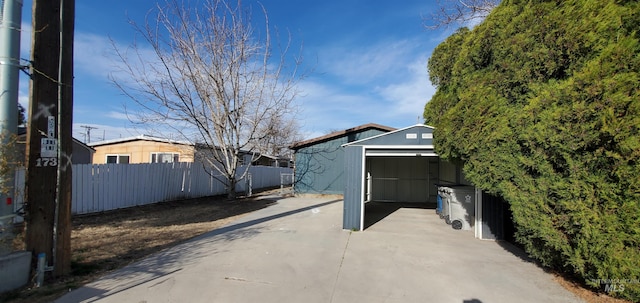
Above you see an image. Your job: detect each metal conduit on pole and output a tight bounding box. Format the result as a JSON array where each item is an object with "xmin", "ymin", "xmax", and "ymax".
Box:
[{"xmin": 0, "ymin": 0, "xmax": 22, "ymax": 256}]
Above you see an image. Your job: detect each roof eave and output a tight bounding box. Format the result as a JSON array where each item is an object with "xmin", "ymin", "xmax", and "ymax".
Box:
[
  {"xmin": 88, "ymin": 135, "xmax": 192, "ymax": 147},
  {"xmin": 342, "ymin": 124, "xmax": 435, "ymax": 147},
  {"xmin": 290, "ymin": 123, "xmax": 396, "ymax": 150}
]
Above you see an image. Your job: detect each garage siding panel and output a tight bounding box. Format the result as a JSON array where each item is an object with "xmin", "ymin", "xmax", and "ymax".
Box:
[
  {"xmin": 343, "ymin": 146, "xmax": 364, "ymax": 230},
  {"xmin": 294, "ymin": 128, "xmax": 389, "ymax": 195},
  {"xmin": 294, "ymin": 142, "xmax": 345, "ymax": 195}
]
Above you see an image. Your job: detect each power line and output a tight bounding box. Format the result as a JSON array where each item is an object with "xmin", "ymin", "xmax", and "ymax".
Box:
[{"xmin": 79, "ymin": 125, "xmax": 97, "ymax": 143}]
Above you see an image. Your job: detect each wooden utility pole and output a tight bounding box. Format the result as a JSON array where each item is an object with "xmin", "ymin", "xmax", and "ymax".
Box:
[{"xmin": 24, "ymin": 0, "xmax": 74, "ymax": 277}]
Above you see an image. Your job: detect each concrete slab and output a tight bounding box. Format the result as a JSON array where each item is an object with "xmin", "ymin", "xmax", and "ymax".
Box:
[
  {"xmin": 0, "ymin": 251, "xmax": 31, "ymax": 293},
  {"xmin": 55, "ymin": 197, "xmax": 583, "ymax": 303}
]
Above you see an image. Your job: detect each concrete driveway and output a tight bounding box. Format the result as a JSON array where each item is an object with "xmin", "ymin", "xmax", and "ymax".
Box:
[{"xmin": 55, "ymin": 196, "xmax": 583, "ymax": 303}]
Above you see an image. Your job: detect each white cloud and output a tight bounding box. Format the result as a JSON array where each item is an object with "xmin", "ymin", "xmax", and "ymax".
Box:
[
  {"xmin": 294, "ymin": 49, "xmax": 436, "ymax": 140},
  {"xmin": 105, "ymin": 111, "xmax": 132, "ymax": 121},
  {"xmin": 319, "ymin": 39, "xmax": 418, "ymax": 85},
  {"xmin": 18, "ymin": 94, "xmax": 28, "ymax": 107},
  {"xmin": 19, "ymin": 23, "xmax": 127, "ymax": 81},
  {"xmin": 73, "ymin": 31, "xmax": 162, "ymax": 87},
  {"xmin": 294, "ymin": 78, "xmax": 395, "ymax": 139},
  {"xmin": 74, "ymin": 32, "xmax": 122, "ymax": 80},
  {"xmin": 376, "ymin": 57, "xmax": 436, "ymax": 119}
]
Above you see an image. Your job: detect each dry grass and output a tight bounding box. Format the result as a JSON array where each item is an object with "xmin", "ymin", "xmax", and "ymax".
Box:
[{"xmin": 1, "ymin": 190, "xmax": 278, "ymax": 303}]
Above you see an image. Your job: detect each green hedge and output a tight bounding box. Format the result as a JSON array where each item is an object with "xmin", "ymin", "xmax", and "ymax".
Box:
[{"xmin": 424, "ymin": 0, "xmax": 640, "ymax": 300}]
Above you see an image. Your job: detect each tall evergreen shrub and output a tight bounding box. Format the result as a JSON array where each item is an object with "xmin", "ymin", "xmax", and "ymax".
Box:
[{"xmin": 424, "ymin": 0, "xmax": 640, "ymax": 300}]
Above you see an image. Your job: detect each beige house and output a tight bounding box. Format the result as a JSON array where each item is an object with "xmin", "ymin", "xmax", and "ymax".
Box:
[
  {"xmin": 88, "ymin": 135, "xmax": 289, "ymax": 166},
  {"xmin": 88, "ymin": 135, "xmax": 195, "ymax": 164}
]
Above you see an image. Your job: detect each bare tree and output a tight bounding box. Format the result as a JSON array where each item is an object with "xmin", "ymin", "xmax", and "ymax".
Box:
[
  {"xmin": 256, "ymin": 114, "xmax": 301, "ymax": 159},
  {"xmin": 111, "ymin": 0, "xmax": 303, "ymax": 199},
  {"xmin": 424, "ymin": 0, "xmax": 500, "ymax": 29}
]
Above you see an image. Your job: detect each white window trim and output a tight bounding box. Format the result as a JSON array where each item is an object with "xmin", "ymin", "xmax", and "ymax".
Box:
[{"xmin": 150, "ymin": 152, "xmax": 180, "ymax": 163}]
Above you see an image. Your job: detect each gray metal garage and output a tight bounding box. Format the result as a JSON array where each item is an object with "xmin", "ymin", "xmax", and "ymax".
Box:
[
  {"xmin": 290, "ymin": 123, "xmax": 395, "ymax": 195},
  {"xmin": 342, "ymin": 124, "xmax": 465, "ymax": 231}
]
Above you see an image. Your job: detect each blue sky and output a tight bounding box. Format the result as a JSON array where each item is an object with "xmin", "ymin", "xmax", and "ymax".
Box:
[{"xmin": 18, "ymin": 1, "xmax": 455, "ymax": 143}]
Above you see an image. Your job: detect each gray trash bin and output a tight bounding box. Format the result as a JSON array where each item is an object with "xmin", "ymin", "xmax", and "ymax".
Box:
[
  {"xmin": 439, "ymin": 186, "xmax": 452, "ymax": 224},
  {"xmin": 447, "ymin": 186, "xmax": 475, "ymax": 230}
]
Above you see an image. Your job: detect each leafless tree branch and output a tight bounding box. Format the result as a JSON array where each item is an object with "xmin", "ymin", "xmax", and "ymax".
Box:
[
  {"xmin": 423, "ymin": 0, "xmax": 499, "ymax": 30},
  {"xmin": 110, "ymin": 0, "xmax": 304, "ymax": 198}
]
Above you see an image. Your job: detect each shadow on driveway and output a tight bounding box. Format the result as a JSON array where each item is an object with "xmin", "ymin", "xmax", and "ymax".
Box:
[
  {"xmin": 363, "ymin": 201, "xmax": 435, "ymax": 230},
  {"xmin": 55, "ymin": 198, "xmax": 342, "ymax": 303}
]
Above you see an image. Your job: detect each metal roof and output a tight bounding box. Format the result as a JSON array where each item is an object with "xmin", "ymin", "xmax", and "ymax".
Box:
[
  {"xmin": 290, "ymin": 123, "xmax": 396, "ymax": 150},
  {"xmin": 342, "ymin": 124, "xmax": 435, "ymax": 147},
  {"xmin": 87, "ymin": 134, "xmax": 192, "ymax": 147}
]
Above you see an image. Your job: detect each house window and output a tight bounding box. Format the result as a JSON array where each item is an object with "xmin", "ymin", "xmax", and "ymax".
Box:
[
  {"xmin": 151, "ymin": 152, "xmax": 179, "ymax": 163},
  {"xmin": 106, "ymin": 154, "xmax": 130, "ymax": 164}
]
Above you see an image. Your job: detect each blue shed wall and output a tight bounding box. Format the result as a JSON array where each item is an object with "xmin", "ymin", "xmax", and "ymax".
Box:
[
  {"xmin": 343, "ymin": 145, "xmax": 364, "ymax": 230},
  {"xmin": 294, "ymin": 128, "xmax": 388, "ymax": 194}
]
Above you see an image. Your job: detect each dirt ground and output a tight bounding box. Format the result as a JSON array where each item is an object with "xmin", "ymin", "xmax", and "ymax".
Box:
[{"xmin": 0, "ymin": 188, "xmax": 630, "ymax": 303}]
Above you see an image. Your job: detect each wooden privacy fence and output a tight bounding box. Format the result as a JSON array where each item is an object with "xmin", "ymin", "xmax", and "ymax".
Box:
[{"xmin": 14, "ymin": 162, "xmax": 292, "ymax": 216}]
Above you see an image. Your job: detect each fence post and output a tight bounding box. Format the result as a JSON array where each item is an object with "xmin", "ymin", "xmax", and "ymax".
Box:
[{"xmin": 246, "ymin": 173, "xmax": 252, "ymax": 197}]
